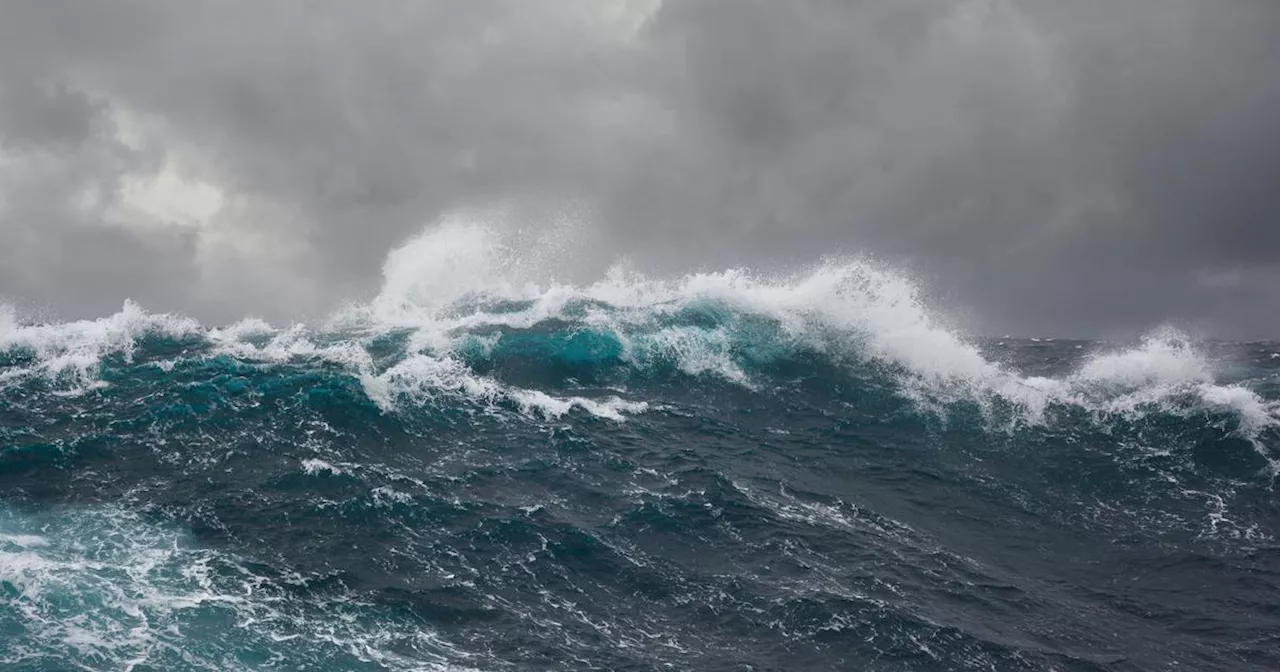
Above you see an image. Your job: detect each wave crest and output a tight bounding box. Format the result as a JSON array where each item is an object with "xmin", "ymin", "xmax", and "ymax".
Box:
[{"xmin": 1, "ymin": 222, "xmax": 1276, "ymax": 442}]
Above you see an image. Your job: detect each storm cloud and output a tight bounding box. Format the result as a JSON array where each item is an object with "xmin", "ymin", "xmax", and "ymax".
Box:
[{"xmin": 1, "ymin": 0, "xmax": 1277, "ymax": 336}]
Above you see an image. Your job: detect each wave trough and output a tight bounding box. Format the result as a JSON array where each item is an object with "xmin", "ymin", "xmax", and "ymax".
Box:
[{"xmin": 1, "ymin": 221, "xmax": 1278, "ymax": 671}]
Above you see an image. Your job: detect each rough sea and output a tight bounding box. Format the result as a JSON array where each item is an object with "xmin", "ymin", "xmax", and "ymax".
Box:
[{"xmin": 2, "ymin": 224, "xmax": 1277, "ymax": 671}]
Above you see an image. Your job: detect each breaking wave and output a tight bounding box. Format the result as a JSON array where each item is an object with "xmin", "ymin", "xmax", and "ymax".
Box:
[
  {"xmin": 2, "ymin": 218, "xmax": 1278, "ymax": 671},
  {"xmin": 2, "ymin": 221, "xmax": 1275, "ymax": 437}
]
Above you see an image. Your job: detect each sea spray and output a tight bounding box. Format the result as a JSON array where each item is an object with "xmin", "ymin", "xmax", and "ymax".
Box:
[{"xmin": 1, "ymin": 221, "xmax": 1277, "ymax": 671}]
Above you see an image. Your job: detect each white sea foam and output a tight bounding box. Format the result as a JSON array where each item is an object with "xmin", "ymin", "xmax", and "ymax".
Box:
[
  {"xmin": 0, "ymin": 505, "xmax": 479, "ymax": 671},
  {"xmin": 353, "ymin": 219, "xmax": 1278, "ymax": 435},
  {"xmin": 300, "ymin": 458, "xmax": 348, "ymax": 476},
  {"xmin": 209, "ymin": 316, "xmax": 276, "ymax": 341},
  {"xmin": 1, "ymin": 219, "xmax": 1275, "ymax": 436},
  {"xmin": 0, "ymin": 292, "xmax": 648, "ymax": 421},
  {"xmin": 508, "ymin": 388, "xmax": 649, "ymax": 420},
  {"xmin": 0, "ymin": 300, "xmax": 200, "ymax": 391},
  {"xmin": 355, "ymin": 220, "xmax": 998, "ymax": 386},
  {"xmin": 364, "ymin": 352, "xmax": 646, "ymax": 420},
  {"xmin": 365, "ymin": 224, "xmax": 959, "ymax": 382}
]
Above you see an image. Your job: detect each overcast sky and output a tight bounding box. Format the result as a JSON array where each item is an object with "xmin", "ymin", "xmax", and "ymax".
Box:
[{"xmin": 1, "ymin": 0, "xmax": 1277, "ymax": 337}]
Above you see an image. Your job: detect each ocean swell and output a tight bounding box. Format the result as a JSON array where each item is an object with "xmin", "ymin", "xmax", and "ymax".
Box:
[
  {"xmin": 2, "ymin": 221, "xmax": 1278, "ymax": 671},
  {"xmin": 2, "ymin": 222, "xmax": 1276, "ymax": 442}
]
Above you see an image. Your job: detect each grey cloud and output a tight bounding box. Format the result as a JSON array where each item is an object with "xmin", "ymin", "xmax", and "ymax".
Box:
[{"xmin": 0, "ymin": 0, "xmax": 1277, "ymax": 336}]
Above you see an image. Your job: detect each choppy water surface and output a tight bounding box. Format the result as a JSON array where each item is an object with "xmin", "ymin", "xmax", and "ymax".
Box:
[{"xmin": 2, "ymin": 225, "xmax": 1277, "ymax": 671}]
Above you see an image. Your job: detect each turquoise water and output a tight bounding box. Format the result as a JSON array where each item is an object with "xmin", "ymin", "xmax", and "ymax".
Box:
[{"xmin": 2, "ymin": 267, "xmax": 1278, "ymax": 670}]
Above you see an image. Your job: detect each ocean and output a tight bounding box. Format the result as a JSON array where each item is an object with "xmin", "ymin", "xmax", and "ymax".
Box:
[{"xmin": 1, "ymin": 225, "xmax": 1277, "ymax": 671}]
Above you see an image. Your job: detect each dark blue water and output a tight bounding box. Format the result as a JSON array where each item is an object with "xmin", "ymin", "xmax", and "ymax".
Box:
[{"xmin": 1, "ymin": 285, "xmax": 1278, "ymax": 671}]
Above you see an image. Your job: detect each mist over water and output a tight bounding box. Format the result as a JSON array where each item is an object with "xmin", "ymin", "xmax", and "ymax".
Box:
[
  {"xmin": 1, "ymin": 220, "xmax": 1277, "ymax": 670},
  {"xmin": 3, "ymin": 1, "xmax": 1280, "ymax": 668}
]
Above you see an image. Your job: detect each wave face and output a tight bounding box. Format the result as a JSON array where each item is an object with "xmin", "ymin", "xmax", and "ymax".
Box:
[{"xmin": 2, "ymin": 223, "xmax": 1279, "ymax": 671}]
